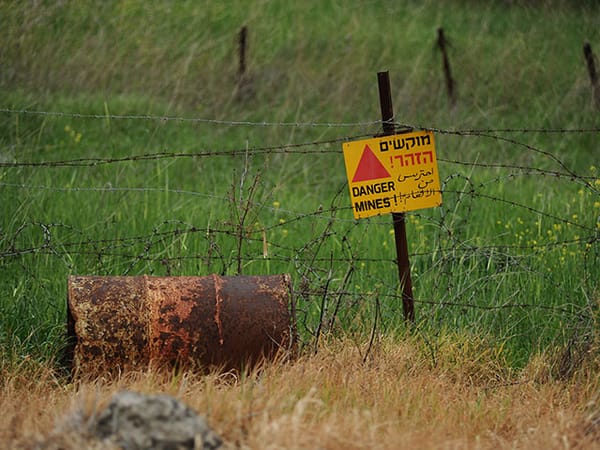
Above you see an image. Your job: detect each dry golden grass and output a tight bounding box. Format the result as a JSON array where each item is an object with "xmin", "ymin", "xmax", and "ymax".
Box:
[{"xmin": 2, "ymin": 335, "xmax": 599, "ymax": 449}]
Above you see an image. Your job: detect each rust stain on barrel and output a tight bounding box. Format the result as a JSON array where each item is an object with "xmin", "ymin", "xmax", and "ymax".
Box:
[
  {"xmin": 67, "ymin": 274, "xmax": 295, "ymax": 376},
  {"xmin": 213, "ymin": 274, "xmax": 225, "ymax": 346}
]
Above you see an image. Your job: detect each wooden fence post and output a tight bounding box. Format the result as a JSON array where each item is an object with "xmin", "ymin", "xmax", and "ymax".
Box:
[
  {"xmin": 437, "ymin": 28, "xmax": 456, "ymax": 107},
  {"xmin": 238, "ymin": 26, "xmax": 248, "ymax": 83},
  {"xmin": 583, "ymin": 42, "xmax": 600, "ymax": 109}
]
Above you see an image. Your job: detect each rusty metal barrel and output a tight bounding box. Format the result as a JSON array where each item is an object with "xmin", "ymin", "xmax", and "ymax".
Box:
[{"xmin": 67, "ymin": 274, "xmax": 295, "ymax": 376}]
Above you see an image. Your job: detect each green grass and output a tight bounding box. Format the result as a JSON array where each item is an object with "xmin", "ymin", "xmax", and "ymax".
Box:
[{"xmin": 1, "ymin": 0, "xmax": 599, "ymax": 369}]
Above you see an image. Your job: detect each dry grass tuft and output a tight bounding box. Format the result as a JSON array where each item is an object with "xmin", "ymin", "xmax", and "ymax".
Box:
[{"xmin": 2, "ymin": 335, "xmax": 599, "ymax": 449}]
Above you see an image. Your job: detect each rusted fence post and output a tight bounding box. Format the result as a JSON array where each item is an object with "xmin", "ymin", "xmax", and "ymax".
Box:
[
  {"xmin": 377, "ymin": 71, "xmax": 415, "ymax": 324},
  {"xmin": 437, "ymin": 28, "xmax": 456, "ymax": 107},
  {"xmin": 583, "ymin": 42, "xmax": 600, "ymax": 108}
]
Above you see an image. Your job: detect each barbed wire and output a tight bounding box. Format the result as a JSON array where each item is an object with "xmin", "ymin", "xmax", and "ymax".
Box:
[
  {"xmin": 1, "ymin": 110, "xmax": 598, "ymax": 356},
  {"xmin": 1, "ymin": 180, "xmax": 597, "ymax": 234},
  {"xmin": 2, "ymin": 107, "xmax": 600, "ymax": 134},
  {"xmin": 3, "ymin": 137, "xmax": 600, "ymax": 177},
  {"xmin": 430, "ymin": 126, "xmax": 600, "ymax": 135},
  {"xmin": 0, "ymin": 108, "xmax": 382, "ymax": 128},
  {"xmin": 3, "ymin": 234, "xmax": 595, "ymax": 261},
  {"xmin": 2, "ymin": 208, "xmax": 596, "ymax": 260},
  {"xmin": 0, "ymin": 135, "xmax": 365, "ymax": 168}
]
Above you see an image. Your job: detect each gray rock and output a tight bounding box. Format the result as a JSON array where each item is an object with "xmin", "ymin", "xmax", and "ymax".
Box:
[{"xmin": 92, "ymin": 391, "xmax": 222, "ymax": 450}]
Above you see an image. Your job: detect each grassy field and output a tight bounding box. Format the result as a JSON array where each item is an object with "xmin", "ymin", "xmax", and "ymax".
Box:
[{"xmin": 1, "ymin": 0, "xmax": 600, "ymax": 447}]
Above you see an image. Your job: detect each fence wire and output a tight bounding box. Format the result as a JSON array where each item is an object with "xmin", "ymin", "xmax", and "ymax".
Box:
[{"xmin": 1, "ymin": 107, "xmax": 599, "ymax": 362}]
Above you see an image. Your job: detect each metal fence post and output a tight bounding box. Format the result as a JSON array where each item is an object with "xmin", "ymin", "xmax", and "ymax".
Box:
[{"xmin": 377, "ymin": 71, "xmax": 415, "ymax": 323}]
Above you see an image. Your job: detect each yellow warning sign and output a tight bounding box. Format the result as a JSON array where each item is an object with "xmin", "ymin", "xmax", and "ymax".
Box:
[{"xmin": 342, "ymin": 130, "xmax": 442, "ymax": 219}]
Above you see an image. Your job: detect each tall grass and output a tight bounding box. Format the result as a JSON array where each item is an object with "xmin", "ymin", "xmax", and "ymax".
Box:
[{"xmin": 2, "ymin": 336, "xmax": 599, "ymax": 449}]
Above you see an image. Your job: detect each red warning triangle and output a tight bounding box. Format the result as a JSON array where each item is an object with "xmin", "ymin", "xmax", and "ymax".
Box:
[{"xmin": 352, "ymin": 145, "xmax": 391, "ymax": 182}]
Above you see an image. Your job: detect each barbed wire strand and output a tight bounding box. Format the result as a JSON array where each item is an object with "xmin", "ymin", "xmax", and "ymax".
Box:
[
  {"xmin": 1, "ymin": 110, "xmax": 598, "ymax": 347},
  {"xmin": 2, "ymin": 107, "xmax": 600, "ymax": 134}
]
